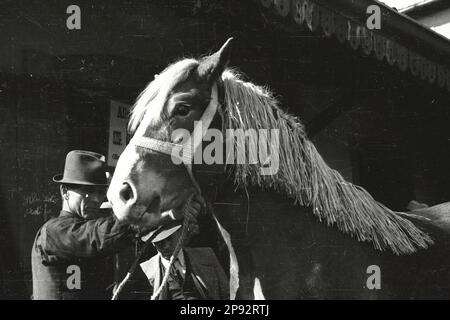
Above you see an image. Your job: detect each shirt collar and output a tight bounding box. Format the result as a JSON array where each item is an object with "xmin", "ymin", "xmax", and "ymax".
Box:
[{"xmin": 160, "ymin": 249, "xmax": 185, "ymax": 271}]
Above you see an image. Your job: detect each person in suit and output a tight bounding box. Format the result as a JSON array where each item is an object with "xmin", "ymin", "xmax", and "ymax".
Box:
[
  {"xmin": 140, "ymin": 220, "xmax": 229, "ymax": 300},
  {"xmin": 31, "ymin": 150, "xmax": 203, "ymax": 300}
]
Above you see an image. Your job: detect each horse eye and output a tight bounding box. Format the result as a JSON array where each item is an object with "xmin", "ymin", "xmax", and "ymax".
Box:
[{"xmin": 173, "ymin": 104, "xmax": 191, "ymax": 117}]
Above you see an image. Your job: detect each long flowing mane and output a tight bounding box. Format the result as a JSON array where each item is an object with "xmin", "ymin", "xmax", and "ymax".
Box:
[
  {"xmin": 128, "ymin": 58, "xmax": 433, "ymax": 255},
  {"xmin": 220, "ymin": 69, "xmax": 433, "ymax": 255}
]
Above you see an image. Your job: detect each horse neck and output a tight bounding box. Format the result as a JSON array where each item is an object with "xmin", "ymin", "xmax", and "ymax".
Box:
[
  {"xmin": 195, "ymin": 166, "xmax": 232, "ymax": 203},
  {"xmin": 196, "ymin": 171, "xmax": 285, "ymax": 241}
]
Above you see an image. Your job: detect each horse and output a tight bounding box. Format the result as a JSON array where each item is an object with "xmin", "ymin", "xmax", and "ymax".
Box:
[{"xmin": 107, "ymin": 38, "xmax": 450, "ymax": 299}]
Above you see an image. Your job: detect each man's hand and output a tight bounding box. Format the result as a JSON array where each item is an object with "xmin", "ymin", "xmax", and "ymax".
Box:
[
  {"xmin": 136, "ymin": 194, "xmax": 206, "ymax": 238},
  {"xmin": 171, "ymin": 194, "xmax": 206, "ymax": 222}
]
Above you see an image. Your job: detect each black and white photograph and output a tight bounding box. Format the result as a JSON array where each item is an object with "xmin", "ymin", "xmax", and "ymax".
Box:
[{"xmin": 1, "ymin": 0, "xmax": 450, "ymax": 305}]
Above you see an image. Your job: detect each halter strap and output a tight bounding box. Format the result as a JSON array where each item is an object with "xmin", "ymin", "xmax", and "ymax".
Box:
[
  {"xmin": 130, "ymin": 137, "xmax": 192, "ymax": 164},
  {"xmin": 129, "ymin": 83, "xmax": 219, "ymax": 167}
]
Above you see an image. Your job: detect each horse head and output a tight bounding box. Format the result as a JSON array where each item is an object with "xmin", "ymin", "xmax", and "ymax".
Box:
[{"xmin": 107, "ymin": 39, "xmax": 233, "ymax": 227}]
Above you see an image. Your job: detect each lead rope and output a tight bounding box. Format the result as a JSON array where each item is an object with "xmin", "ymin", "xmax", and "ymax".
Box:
[
  {"xmin": 111, "ymin": 226, "xmax": 160, "ymax": 300},
  {"xmin": 111, "ymin": 194, "xmax": 196, "ymax": 300},
  {"xmin": 150, "ymin": 193, "xmax": 196, "ymax": 300},
  {"xmin": 150, "ymin": 178, "xmax": 239, "ymax": 300},
  {"xmin": 150, "ymin": 163, "xmax": 202, "ymax": 300}
]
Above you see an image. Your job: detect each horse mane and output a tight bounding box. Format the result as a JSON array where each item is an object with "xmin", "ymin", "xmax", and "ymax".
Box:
[{"xmin": 220, "ymin": 69, "xmax": 433, "ymax": 255}]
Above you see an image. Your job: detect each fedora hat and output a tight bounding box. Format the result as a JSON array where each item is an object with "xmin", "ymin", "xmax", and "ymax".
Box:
[
  {"xmin": 141, "ymin": 219, "xmax": 183, "ymax": 243},
  {"xmin": 53, "ymin": 150, "xmax": 109, "ymax": 186}
]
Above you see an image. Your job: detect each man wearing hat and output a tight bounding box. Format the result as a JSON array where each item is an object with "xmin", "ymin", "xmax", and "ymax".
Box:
[
  {"xmin": 139, "ymin": 220, "xmax": 229, "ymax": 300},
  {"xmin": 31, "ymin": 150, "xmax": 203, "ymax": 300}
]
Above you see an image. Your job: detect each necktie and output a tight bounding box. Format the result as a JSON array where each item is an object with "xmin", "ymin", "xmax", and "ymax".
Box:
[{"xmin": 170, "ymin": 258, "xmax": 184, "ymax": 281}]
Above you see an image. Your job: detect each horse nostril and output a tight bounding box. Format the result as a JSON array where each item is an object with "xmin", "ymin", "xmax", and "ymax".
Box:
[{"xmin": 119, "ymin": 182, "xmax": 135, "ymax": 203}]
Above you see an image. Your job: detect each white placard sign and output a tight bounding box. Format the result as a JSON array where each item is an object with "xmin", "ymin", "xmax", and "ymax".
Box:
[{"xmin": 108, "ymin": 100, "xmax": 131, "ymax": 167}]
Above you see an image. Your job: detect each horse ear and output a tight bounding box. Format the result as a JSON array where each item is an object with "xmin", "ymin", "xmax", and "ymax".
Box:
[{"xmin": 197, "ymin": 37, "xmax": 234, "ymax": 83}]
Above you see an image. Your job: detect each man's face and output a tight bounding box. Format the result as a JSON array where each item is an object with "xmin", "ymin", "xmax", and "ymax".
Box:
[
  {"xmin": 153, "ymin": 229, "xmax": 182, "ymax": 260},
  {"xmin": 66, "ymin": 185, "xmax": 107, "ymax": 219}
]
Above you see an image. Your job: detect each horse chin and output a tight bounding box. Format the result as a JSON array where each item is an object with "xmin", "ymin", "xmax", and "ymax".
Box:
[{"xmin": 111, "ymin": 202, "xmax": 149, "ymax": 224}]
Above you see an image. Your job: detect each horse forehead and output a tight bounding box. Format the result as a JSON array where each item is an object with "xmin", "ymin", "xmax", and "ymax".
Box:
[
  {"xmin": 138, "ymin": 76, "xmax": 210, "ymax": 132},
  {"xmin": 170, "ymin": 78, "xmax": 210, "ymax": 98},
  {"xmin": 168, "ymin": 87, "xmax": 209, "ymax": 104}
]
